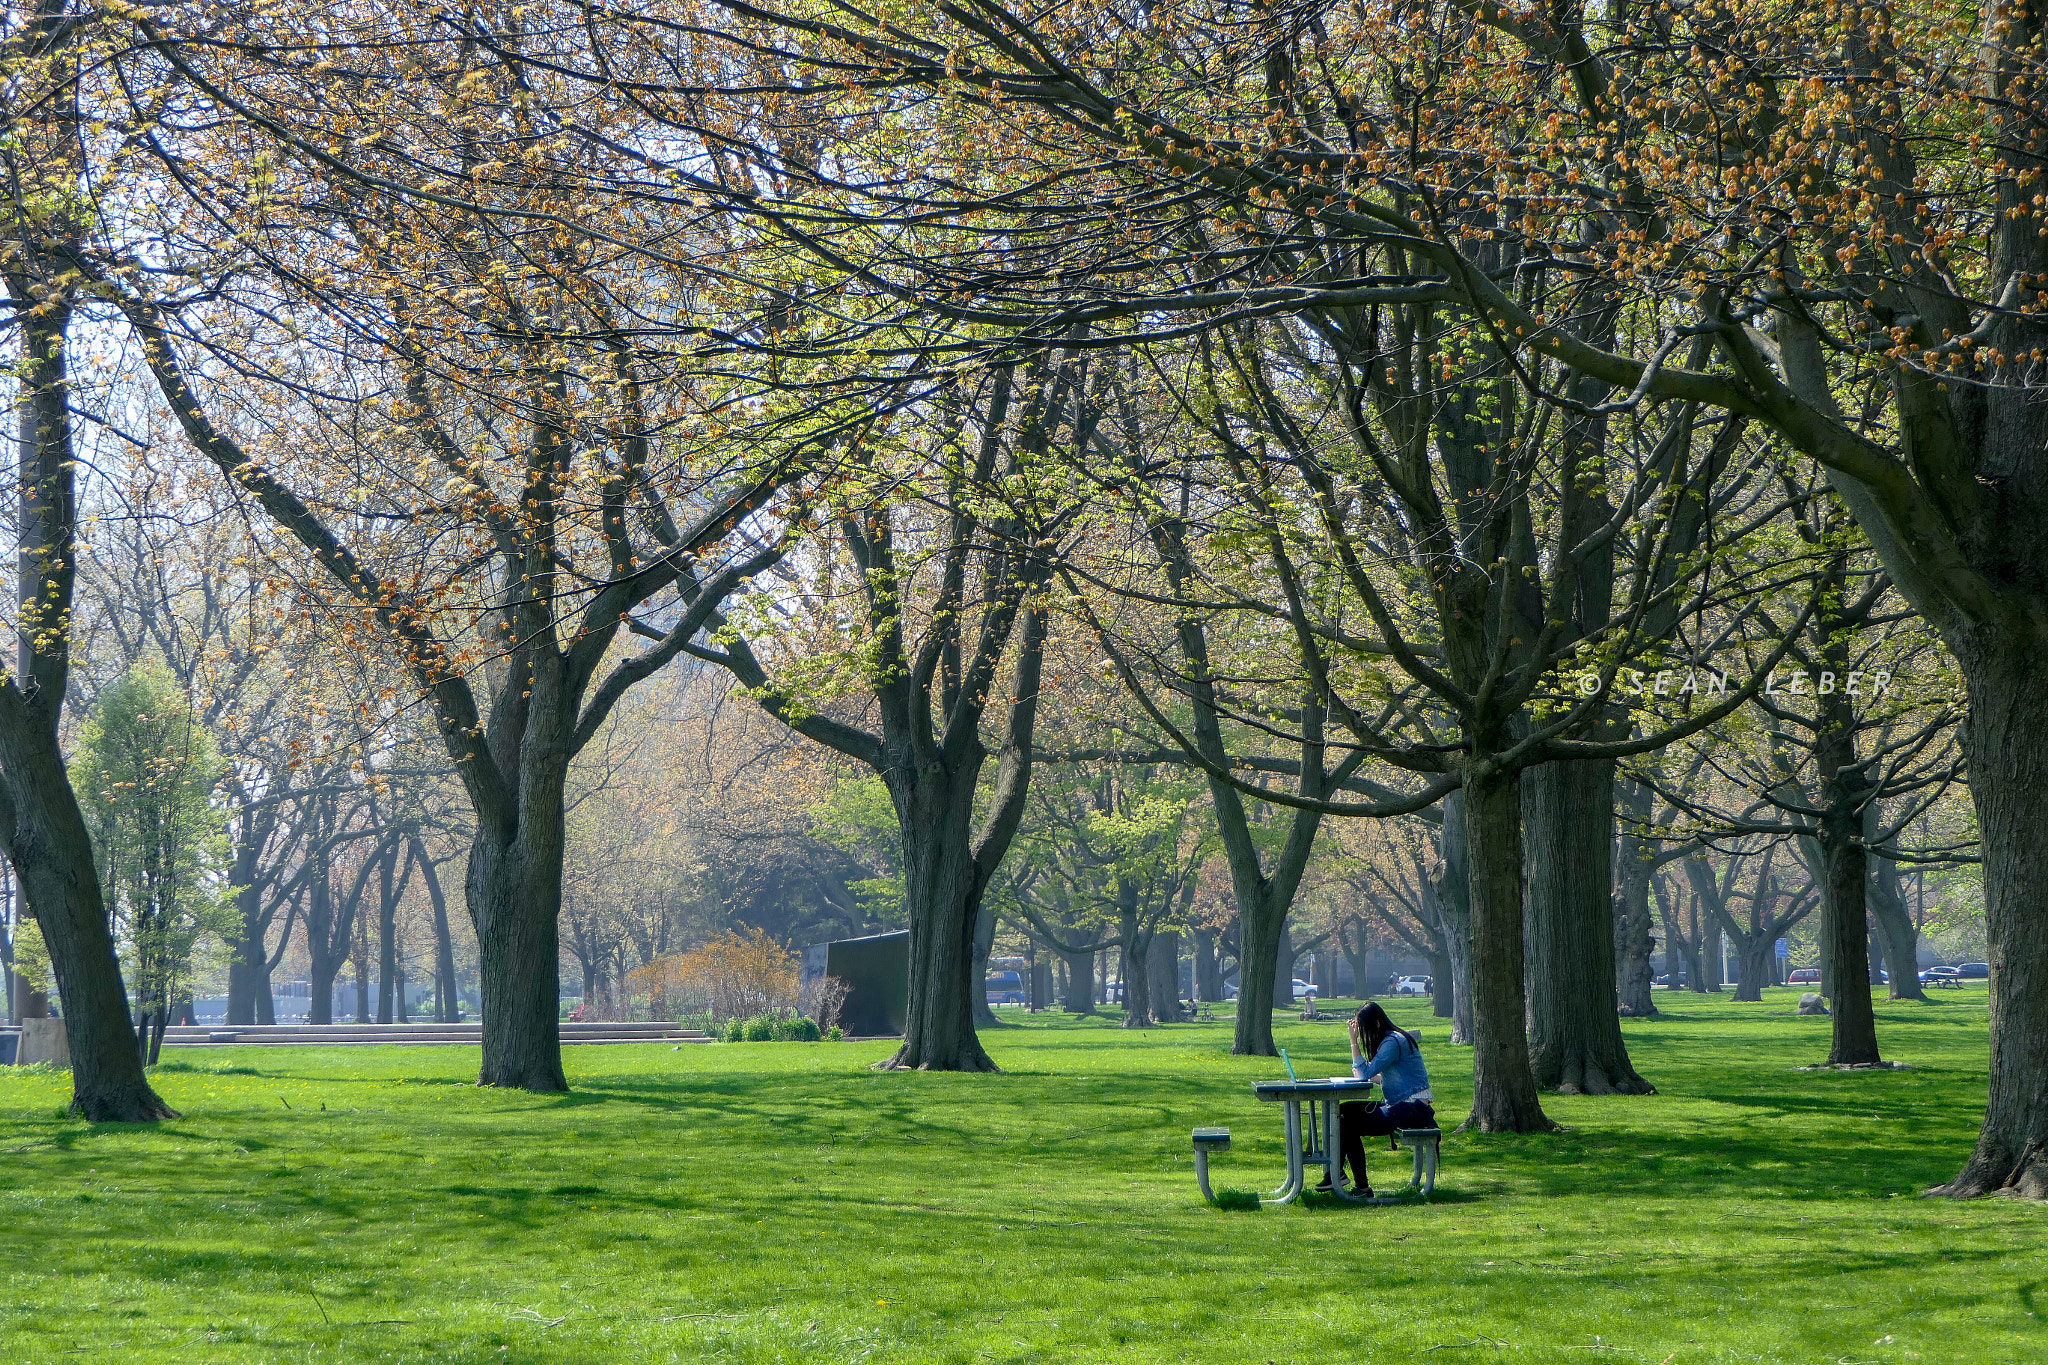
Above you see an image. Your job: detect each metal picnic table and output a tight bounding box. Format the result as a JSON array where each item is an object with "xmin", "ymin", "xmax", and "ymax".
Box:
[
  {"xmin": 1191, "ymin": 1074, "xmax": 1444, "ymax": 1206},
  {"xmin": 1189, "ymin": 1076, "xmax": 1377, "ymax": 1206},
  {"xmin": 1251, "ymin": 1076, "xmax": 1377, "ymax": 1204}
]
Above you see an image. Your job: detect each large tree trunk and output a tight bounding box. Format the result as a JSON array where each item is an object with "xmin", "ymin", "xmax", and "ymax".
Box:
[
  {"xmin": 1120, "ymin": 918, "xmax": 1155, "ymax": 1028},
  {"xmin": 377, "ymin": 841, "xmax": 398, "ymax": 1025},
  {"xmin": 1233, "ymin": 903, "xmax": 1282, "ymax": 1054},
  {"xmin": 1060, "ymin": 946, "xmax": 1095, "ymax": 1014},
  {"xmin": 225, "ymin": 882, "xmax": 269, "ymax": 1028},
  {"xmin": 0, "ymin": 742, "xmax": 174, "ymax": 1120},
  {"xmin": 1271, "ymin": 926, "xmax": 1296, "ymax": 1012},
  {"xmin": 1654, "ymin": 875, "xmax": 1699, "ymax": 993},
  {"xmin": 304, "ymin": 804, "xmax": 345, "ymax": 1026},
  {"xmin": 970, "ymin": 895, "xmax": 1001, "ymax": 1028},
  {"xmin": 1934, "ymin": 648, "xmax": 2048, "ymax": 1195},
  {"xmin": 1815, "ymin": 823, "xmax": 1882, "ymax": 1066},
  {"xmin": 0, "ymin": 298, "xmax": 173, "ymax": 1122},
  {"xmin": 415, "ymin": 838, "xmax": 460, "ymax": 1022},
  {"xmin": 1612, "ymin": 782, "xmax": 1659, "ymax": 1017},
  {"xmin": 1523, "ymin": 758, "xmax": 1653, "ymax": 1094},
  {"xmin": 467, "ymin": 778, "xmax": 570, "ymax": 1089},
  {"xmin": 877, "ymin": 762, "xmax": 996, "ymax": 1071},
  {"xmin": 1733, "ymin": 938, "xmax": 1769, "ymax": 1002},
  {"xmin": 1462, "ymin": 770, "xmax": 1555, "ymax": 1133},
  {"xmin": 1435, "ymin": 791, "xmax": 1476, "ymax": 1046},
  {"xmin": 224, "ymin": 826, "xmax": 270, "ymax": 1026},
  {"xmin": 1869, "ymin": 854, "xmax": 1928, "ymax": 1001},
  {"xmin": 1192, "ymin": 927, "xmax": 1223, "ymax": 1002},
  {"xmin": 308, "ymin": 960, "xmax": 335, "ymax": 1027},
  {"xmin": 1150, "ymin": 930, "xmax": 1183, "ymax": 1021}
]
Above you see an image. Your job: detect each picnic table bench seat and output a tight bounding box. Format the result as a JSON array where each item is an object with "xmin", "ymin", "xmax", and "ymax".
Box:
[{"xmin": 1390, "ymin": 1126, "xmax": 1442, "ymax": 1196}]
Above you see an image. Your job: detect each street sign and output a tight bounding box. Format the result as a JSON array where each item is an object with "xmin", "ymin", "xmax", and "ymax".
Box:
[{"xmin": 1774, "ymin": 938, "xmax": 1790, "ymax": 959}]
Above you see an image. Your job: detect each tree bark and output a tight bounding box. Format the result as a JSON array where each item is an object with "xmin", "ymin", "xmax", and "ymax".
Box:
[
  {"xmin": 1811, "ymin": 688, "xmax": 1883, "ymax": 1067},
  {"xmin": 0, "ymin": 295, "xmax": 172, "ymax": 1122},
  {"xmin": 414, "ymin": 837, "xmax": 460, "ymax": 1022},
  {"xmin": 970, "ymin": 895, "xmax": 1001, "ymax": 1029},
  {"xmin": 1461, "ymin": 771, "xmax": 1555, "ymax": 1132},
  {"xmin": 1816, "ymin": 823, "xmax": 1882, "ymax": 1065},
  {"xmin": 1060, "ymin": 947, "xmax": 1094, "ymax": 1014},
  {"xmin": 377, "ymin": 839, "xmax": 398, "ymax": 1025},
  {"xmin": 1734, "ymin": 939, "xmax": 1769, "ymax": 1002},
  {"xmin": 878, "ymin": 759, "xmax": 998, "ymax": 1071},
  {"xmin": 1434, "ymin": 791, "xmax": 1476, "ymax": 1046},
  {"xmin": 1120, "ymin": 914, "xmax": 1155, "ymax": 1028},
  {"xmin": 1932, "ymin": 647, "xmax": 2048, "ymax": 1195},
  {"xmin": 1701, "ymin": 913, "xmax": 1724, "ymax": 992},
  {"xmin": 223, "ymin": 805, "xmax": 276, "ymax": 1026},
  {"xmin": 467, "ymin": 758, "xmax": 570, "ymax": 1090},
  {"xmin": 1192, "ymin": 927, "xmax": 1223, "ymax": 1003},
  {"xmin": 0, "ymin": 744, "xmax": 173, "ymax": 1120},
  {"xmin": 1869, "ymin": 854, "xmax": 1928, "ymax": 1001},
  {"xmin": 1149, "ymin": 929, "xmax": 1183, "ymax": 1021},
  {"xmin": 1271, "ymin": 926, "xmax": 1296, "ymax": 1013},
  {"xmin": 1523, "ymin": 758, "xmax": 1654, "ymax": 1094},
  {"xmin": 1429, "ymin": 944, "xmax": 1453, "ymax": 1017},
  {"xmin": 1612, "ymin": 782, "xmax": 1659, "ymax": 1018}
]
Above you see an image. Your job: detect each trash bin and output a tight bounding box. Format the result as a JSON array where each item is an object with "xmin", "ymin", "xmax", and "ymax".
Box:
[{"xmin": 0, "ymin": 1030, "xmax": 18, "ymax": 1066}]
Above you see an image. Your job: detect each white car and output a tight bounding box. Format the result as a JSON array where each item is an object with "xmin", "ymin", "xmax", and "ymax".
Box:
[
  {"xmin": 1292, "ymin": 978, "xmax": 1315, "ymax": 1001},
  {"xmin": 1390, "ymin": 975, "xmax": 1434, "ymax": 996}
]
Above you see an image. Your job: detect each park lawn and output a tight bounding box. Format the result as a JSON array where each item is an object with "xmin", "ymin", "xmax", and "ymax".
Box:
[{"xmin": 0, "ymin": 988, "xmax": 2038, "ymax": 1365}]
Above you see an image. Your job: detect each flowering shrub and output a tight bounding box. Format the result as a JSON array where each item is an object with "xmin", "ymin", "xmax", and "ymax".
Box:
[{"xmin": 627, "ymin": 927, "xmax": 798, "ymax": 1023}]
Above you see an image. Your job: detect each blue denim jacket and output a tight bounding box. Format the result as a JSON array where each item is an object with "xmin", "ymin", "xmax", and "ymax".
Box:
[{"xmin": 1352, "ymin": 1031, "xmax": 1432, "ymax": 1105}]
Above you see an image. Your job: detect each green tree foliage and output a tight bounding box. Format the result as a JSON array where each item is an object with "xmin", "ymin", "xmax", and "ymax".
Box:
[{"xmin": 72, "ymin": 664, "xmax": 232, "ymax": 1047}]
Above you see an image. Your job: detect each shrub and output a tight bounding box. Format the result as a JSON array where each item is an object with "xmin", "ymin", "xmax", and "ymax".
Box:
[
  {"xmin": 772, "ymin": 1015, "xmax": 822, "ymax": 1042},
  {"xmin": 799, "ymin": 974, "xmax": 852, "ymax": 1034},
  {"xmin": 828, "ymin": 1025, "xmax": 843, "ymax": 1041},
  {"xmin": 721, "ymin": 1012, "xmax": 825, "ymax": 1042},
  {"xmin": 629, "ymin": 928, "xmax": 799, "ymax": 1024}
]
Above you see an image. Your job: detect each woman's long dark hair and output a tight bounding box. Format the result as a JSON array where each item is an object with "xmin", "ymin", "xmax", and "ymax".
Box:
[{"xmin": 1357, "ymin": 1002, "xmax": 1421, "ymax": 1057}]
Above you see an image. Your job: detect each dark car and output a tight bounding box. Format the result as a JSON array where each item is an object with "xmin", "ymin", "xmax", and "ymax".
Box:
[{"xmin": 1957, "ymin": 962, "xmax": 1990, "ymax": 980}]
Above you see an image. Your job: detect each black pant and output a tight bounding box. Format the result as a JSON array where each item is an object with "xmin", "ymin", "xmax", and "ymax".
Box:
[{"xmin": 1338, "ymin": 1099, "xmax": 1435, "ymax": 1188}]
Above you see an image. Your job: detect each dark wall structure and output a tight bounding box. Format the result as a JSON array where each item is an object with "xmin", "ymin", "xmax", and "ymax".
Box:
[{"xmin": 800, "ymin": 931, "xmax": 909, "ymax": 1037}]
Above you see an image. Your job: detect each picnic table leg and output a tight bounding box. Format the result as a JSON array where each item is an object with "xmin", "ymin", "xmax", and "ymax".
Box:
[
  {"xmin": 1195, "ymin": 1147, "xmax": 1219, "ymax": 1202},
  {"xmin": 1261, "ymin": 1101, "xmax": 1307, "ymax": 1205},
  {"xmin": 1322, "ymin": 1097, "xmax": 1372, "ymax": 1204}
]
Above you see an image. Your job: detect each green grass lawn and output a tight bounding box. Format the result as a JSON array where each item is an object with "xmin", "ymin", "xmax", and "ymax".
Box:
[{"xmin": 0, "ymin": 986, "xmax": 2038, "ymax": 1364}]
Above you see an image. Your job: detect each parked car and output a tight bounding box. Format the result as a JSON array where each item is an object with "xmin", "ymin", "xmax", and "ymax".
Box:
[
  {"xmin": 1292, "ymin": 978, "xmax": 1315, "ymax": 1002},
  {"xmin": 1920, "ymin": 966, "xmax": 1963, "ymax": 987},
  {"xmin": 1390, "ymin": 975, "xmax": 1433, "ymax": 996},
  {"xmin": 1787, "ymin": 968, "xmax": 1821, "ymax": 984},
  {"xmin": 1957, "ymin": 962, "xmax": 1990, "ymax": 980}
]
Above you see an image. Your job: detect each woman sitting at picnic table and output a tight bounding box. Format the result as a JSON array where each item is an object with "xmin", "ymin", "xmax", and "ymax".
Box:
[{"xmin": 1320, "ymin": 1002, "xmax": 1434, "ymax": 1195}]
